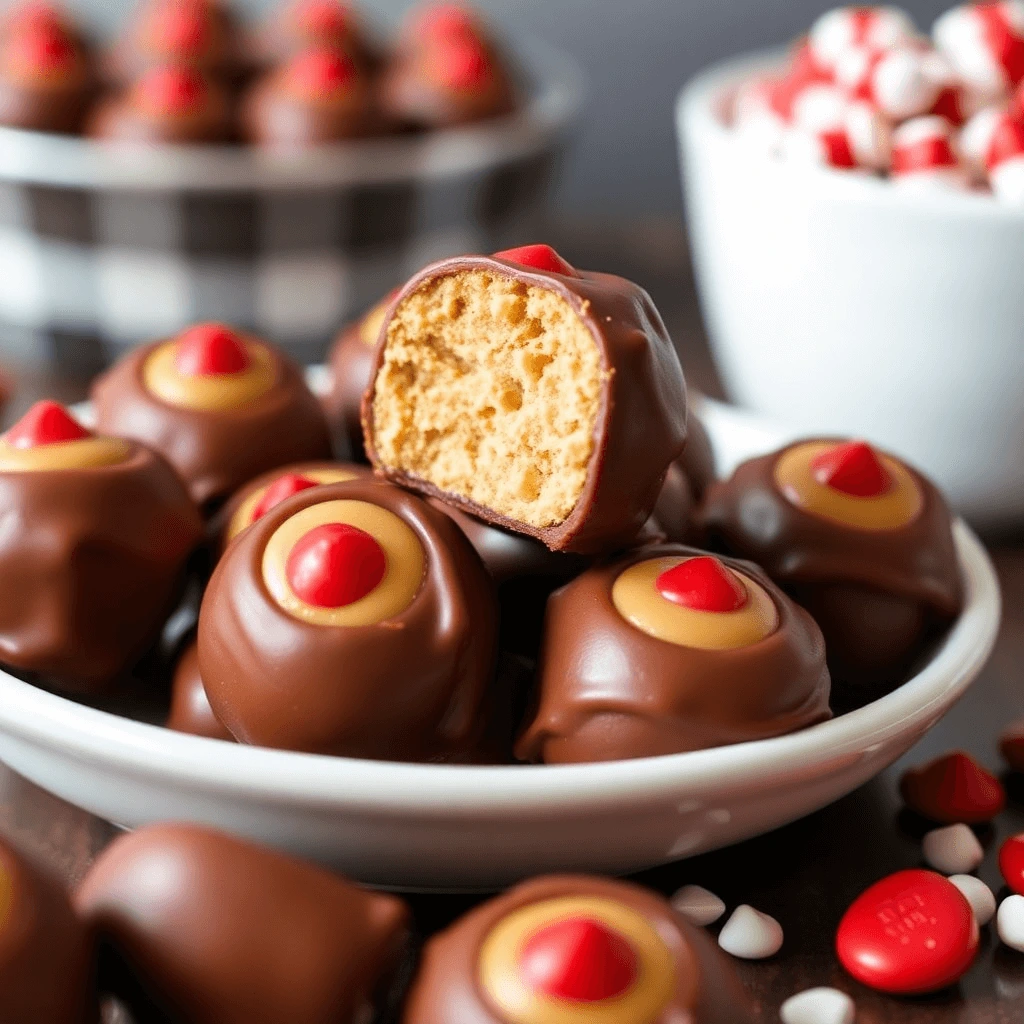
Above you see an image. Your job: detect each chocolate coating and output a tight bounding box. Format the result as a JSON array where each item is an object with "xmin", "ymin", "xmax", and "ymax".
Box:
[
  {"xmin": 198, "ymin": 479, "xmax": 499, "ymax": 760},
  {"xmin": 239, "ymin": 49, "xmax": 379, "ymax": 146},
  {"xmin": 0, "ymin": 839, "xmax": 96, "ymax": 1024},
  {"xmin": 650, "ymin": 411, "xmax": 716, "ymax": 544},
  {"xmin": 401, "ymin": 874, "xmax": 756, "ymax": 1024},
  {"xmin": 166, "ymin": 639, "xmax": 233, "ymax": 741},
  {"xmin": 91, "ymin": 339, "xmax": 332, "ymax": 512},
  {"xmin": 324, "ymin": 313, "xmax": 379, "ymax": 460},
  {"xmin": 516, "ymin": 544, "xmax": 831, "ymax": 763},
  {"xmin": 0, "ymin": 440, "xmax": 203, "ymax": 693},
  {"xmin": 86, "ymin": 71, "xmax": 232, "ymax": 143},
  {"xmin": 363, "ymin": 255, "xmax": 688, "ymax": 555},
  {"xmin": 76, "ymin": 823, "xmax": 410, "ymax": 1024},
  {"xmin": 699, "ymin": 441, "xmax": 963, "ymax": 700}
]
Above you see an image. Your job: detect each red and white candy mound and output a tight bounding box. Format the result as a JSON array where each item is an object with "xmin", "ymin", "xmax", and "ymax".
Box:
[{"xmin": 731, "ymin": 3, "xmax": 1024, "ymax": 204}]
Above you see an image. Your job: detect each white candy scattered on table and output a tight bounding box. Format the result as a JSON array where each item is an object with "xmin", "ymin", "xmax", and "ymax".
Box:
[
  {"xmin": 998, "ymin": 894, "xmax": 1024, "ymax": 951},
  {"xmin": 780, "ymin": 987, "xmax": 856, "ymax": 1024},
  {"xmin": 717, "ymin": 904, "xmax": 784, "ymax": 959},
  {"xmin": 949, "ymin": 874, "xmax": 997, "ymax": 926},
  {"xmin": 922, "ymin": 823, "xmax": 985, "ymax": 874},
  {"xmin": 890, "ymin": 115, "xmax": 972, "ymax": 188},
  {"xmin": 670, "ymin": 884, "xmax": 726, "ymax": 927}
]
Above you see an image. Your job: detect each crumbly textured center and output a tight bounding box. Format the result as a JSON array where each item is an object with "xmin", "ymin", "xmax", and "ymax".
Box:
[{"xmin": 370, "ymin": 270, "xmax": 606, "ymax": 529}]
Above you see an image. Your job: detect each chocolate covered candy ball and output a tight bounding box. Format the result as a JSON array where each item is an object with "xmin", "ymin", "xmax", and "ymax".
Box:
[
  {"xmin": 0, "ymin": 13, "xmax": 93, "ymax": 132},
  {"xmin": 0, "ymin": 839, "xmax": 95, "ymax": 1024},
  {"xmin": 517, "ymin": 547, "xmax": 831, "ymax": 763},
  {"xmin": 700, "ymin": 439, "xmax": 962, "ymax": 702},
  {"xmin": 323, "ymin": 289, "xmax": 396, "ymax": 460},
  {"xmin": 166, "ymin": 638, "xmax": 232, "ymax": 740},
  {"xmin": 0, "ymin": 400, "xmax": 203, "ymax": 693},
  {"xmin": 240, "ymin": 44, "xmax": 377, "ymax": 146},
  {"xmin": 380, "ymin": 4, "xmax": 515, "ymax": 128},
  {"xmin": 649, "ymin": 411, "xmax": 716, "ymax": 544},
  {"xmin": 363, "ymin": 245, "xmax": 688, "ymax": 554},
  {"xmin": 198, "ymin": 478, "xmax": 498, "ymax": 759},
  {"xmin": 248, "ymin": 0, "xmax": 380, "ymax": 73},
  {"xmin": 401, "ymin": 874, "xmax": 756, "ymax": 1024},
  {"xmin": 76, "ymin": 823, "xmax": 410, "ymax": 1024},
  {"xmin": 92, "ymin": 322, "xmax": 332, "ymax": 512},
  {"xmin": 88, "ymin": 63, "xmax": 231, "ymax": 143}
]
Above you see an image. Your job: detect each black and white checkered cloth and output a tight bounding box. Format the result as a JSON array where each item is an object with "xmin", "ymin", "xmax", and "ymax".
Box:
[{"xmin": 0, "ymin": 39, "xmax": 581, "ymax": 370}]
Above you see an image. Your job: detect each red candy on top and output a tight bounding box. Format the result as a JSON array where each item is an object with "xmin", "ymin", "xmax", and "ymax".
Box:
[
  {"xmin": 5, "ymin": 20, "xmax": 75, "ymax": 75},
  {"xmin": 811, "ymin": 440, "xmax": 892, "ymax": 497},
  {"xmin": 145, "ymin": 0, "xmax": 210, "ymax": 56},
  {"xmin": 1000, "ymin": 834, "xmax": 1024, "ymax": 895},
  {"xmin": 286, "ymin": 522, "xmax": 386, "ymax": 607},
  {"xmin": 174, "ymin": 323, "xmax": 250, "ymax": 376},
  {"xmin": 900, "ymin": 751, "xmax": 1006, "ymax": 824},
  {"xmin": 250, "ymin": 473, "xmax": 319, "ymax": 524},
  {"xmin": 285, "ymin": 45, "xmax": 357, "ymax": 98},
  {"xmin": 493, "ymin": 244, "xmax": 577, "ymax": 277},
  {"xmin": 138, "ymin": 65, "xmax": 208, "ymax": 115},
  {"xmin": 413, "ymin": 3, "xmax": 479, "ymax": 43},
  {"xmin": 655, "ymin": 556, "xmax": 749, "ymax": 613},
  {"xmin": 836, "ymin": 869, "xmax": 979, "ymax": 995},
  {"xmin": 519, "ymin": 917, "xmax": 637, "ymax": 1003},
  {"xmin": 5, "ymin": 400, "xmax": 90, "ymax": 448},
  {"xmin": 290, "ymin": 0, "xmax": 351, "ymax": 36},
  {"xmin": 430, "ymin": 35, "xmax": 491, "ymax": 92}
]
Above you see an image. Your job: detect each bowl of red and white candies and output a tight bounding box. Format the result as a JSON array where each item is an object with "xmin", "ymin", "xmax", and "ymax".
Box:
[{"xmin": 677, "ymin": 3, "xmax": 1024, "ymax": 531}]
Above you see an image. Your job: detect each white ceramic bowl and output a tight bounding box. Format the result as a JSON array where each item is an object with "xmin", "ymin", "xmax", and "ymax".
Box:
[
  {"xmin": 677, "ymin": 51, "xmax": 1024, "ymax": 530},
  {"xmin": 0, "ymin": 396, "xmax": 999, "ymax": 890}
]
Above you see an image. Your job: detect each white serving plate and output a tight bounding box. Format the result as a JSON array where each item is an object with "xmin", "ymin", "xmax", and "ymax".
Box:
[
  {"xmin": 0, "ymin": 397, "xmax": 1000, "ymax": 890},
  {"xmin": 677, "ymin": 50, "xmax": 1024, "ymax": 530}
]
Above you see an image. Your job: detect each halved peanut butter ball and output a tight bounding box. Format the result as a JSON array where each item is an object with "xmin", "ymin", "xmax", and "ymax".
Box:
[{"xmin": 362, "ymin": 245, "xmax": 688, "ymax": 555}]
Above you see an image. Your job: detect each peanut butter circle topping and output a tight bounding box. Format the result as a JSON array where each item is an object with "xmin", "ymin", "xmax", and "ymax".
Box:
[
  {"xmin": 774, "ymin": 440, "xmax": 923, "ymax": 531},
  {"xmin": 143, "ymin": 326, "xmax": 276, "ymax": 412},
  {"xmin": 478, "ymin": 896, "xmax": 676, "ymax": 1024},
  {"xmin": 0, "ymin": 401, "xmax": 130, "ymax": 472},
  {"xmin": 612, "ymin": 556, "xmax": 778, "ymax": 650},
  {"xmin": 262, "ymin": 498, "xmax": 424, "ymax": 627}
]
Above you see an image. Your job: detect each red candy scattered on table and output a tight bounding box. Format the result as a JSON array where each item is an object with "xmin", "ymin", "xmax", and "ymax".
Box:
[
  {"xmin": 811, "ymin": 440, "xmax": 891, "ymax": 497},
  {"xmin": 250, "ymin": 474, "xmax": 319, "ymax": 523},
  {"xmin": 5, "ymin": 400, "xmax": 89, "ymax": 447},
  {"xmin": 836, "ymin": 869, "xmax": 979, "ymax": 994},
  {"xmin": 655, "ymin": 556, "xmax": 749, "ymax": 613},
  {"xmin": 286, "ymin": 522, "xmax": 386, "ymax": 607},
  {"xmin": 174, "ymin": 323, "xmax": 250, "ymax": 376},
  {"xmin": 900, "ymin": 752, "xmax": 1006, "ymax": 824},
  {"xmin": 519, "ymin": 917, "xmax": 638, "ymax": 1002},
  {"xmin": 493, "ymin": 244, "xmax": 577, "ymax": 277},
  {"xmin": 1000, "ymin": 835, "xmax": 1024, "ymax": 896}
]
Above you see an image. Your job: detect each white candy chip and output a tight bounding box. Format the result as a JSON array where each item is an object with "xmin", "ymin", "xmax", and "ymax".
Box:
[
  {"xmin": 922, "ymin": 823, "xmax": 985, "ymax": 874},
  {"xmin": 670, "ymin": 885, "xmax": 726, "ymax": 927},
  {"xmin": 780, "ymin": 987, "xmax": 856, "ymax": 1024},
  {"xmin": 998, "ymin": 894, "xmax": 1024, "ymax": 951},
  {"xmin": 949, "ymin": 874, "xmax": 997, "ymax": 926},
  {"xmin": 717, "ymin": 904, "xmax": 783, "ymax": 959}
]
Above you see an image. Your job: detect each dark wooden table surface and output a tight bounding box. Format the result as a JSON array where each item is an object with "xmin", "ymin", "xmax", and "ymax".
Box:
[{"xmin": 2, "ymin": 227, "xmax": 1023, "ymax": 1023}]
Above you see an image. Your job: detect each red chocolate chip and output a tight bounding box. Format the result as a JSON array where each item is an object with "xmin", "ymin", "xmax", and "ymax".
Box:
[
  {"xmin": 900, "ymin": 752, "xmax": 1006, "ymax": 824},
  {"xmin": 285, "ymin": 45, "xmax": 356, "ymax": 98},
  {"xmin": 285, "ymin": 522, "xmax": 386, "ymax": 608},
  {"xmin": 250, "ymin": 474, "xmax": 319, "ymax": 524},
  {"xmin": 1000, "ymin": 719, "xmax": 1024, "ymax": 772},
  {"xmin": 493, "ymin": 244, "xmax": 577, "ymax": 277},
  {"xmin": 174, "ymin": 323, "xmax": 249, "ymax": 376},
  {"xmin": 836, "ymin": 869, "xmax": 979, "ymax": 995},
  {"xmin": 655, "ymin": 556, "xmax": 749, "ymax": 613},
  {"xmin": 137, "ymin": 64, "xmax": 208, "ymax": 115},
  {"xmin": 519, "ymin": 917, "xmax": 637, "ymax": 1002},
  {"xmin": 811, "ymin": 441, "xmax": 892, "ymax": 497},
  {"xmin": 5, "ymin": 400, "xmax": 89, "ymax": 448}
]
